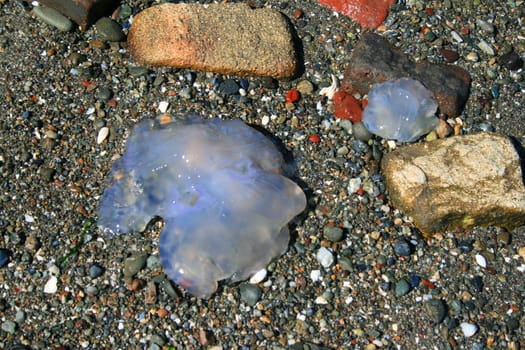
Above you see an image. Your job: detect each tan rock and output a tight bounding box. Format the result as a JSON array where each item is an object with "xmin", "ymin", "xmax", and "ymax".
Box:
[
  {"xmin": 381, "ymin": 133, "xmax": 525, "ymax": 235},
  {"xmin": 128, "ymin": 3, "xmax": 298, "ymax": 79}
]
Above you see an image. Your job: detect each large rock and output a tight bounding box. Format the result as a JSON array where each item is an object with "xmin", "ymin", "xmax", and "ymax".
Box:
[
  {"xmin": 381, "ymin": 133, "xmax": 525, "ymax": 235},
  {"xmin": 342, "ymin": 33, "xmax": 471, "ymax": 118},
  {"xmin": 317, "ymin": 0, "xmax": 395, "ymax": 29},
  {"xmin": 128, "ymin": 3, "xmax": 298, "ymax": 79},
  {"xmin": 38, "ymin": 0, "xmax": 120, "ymax": 28}
]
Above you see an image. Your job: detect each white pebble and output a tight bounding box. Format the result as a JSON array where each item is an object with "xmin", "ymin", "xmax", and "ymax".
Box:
[
  {"xmin": 44, "ymin": 276, "xmax": 58, "ymax": 294},
  {"xmin": 347, "ymin": 178, "xmax": 362, "ymax": 194},
  {"xmin": 310, "ymin": 269, "xmax": 321, "ymax": 282},
  {"xmin": 477, "ymin": 40, "xmax": 495, "ymax": 56},
  {"xmin": 475, "ymin": 254, "xmax": 487, "ymax": 268},
  {"xmin": 261, "ymin": 115, "xmax": 270, "ymax": 126},
  {"xmin": 450, "ymin": 30, "xmax": 463, "ymax": 43},
  {"xmin": 316, "ymin": 247, "xmax": 334, "ymax": 268},
  {"xmin": 460, "ymin": 322, "xmax": 478, "ymax": 337},
  {"xmin": 315, "ymin": 295, "xmax": 328, "ymax": 305},
  {"xmin": 249, "ymin": 268, "xmax": 267, "ymax": 284},
  {"xmin": 97, "ymin": 127, "xmax": 109, "ymax": 144},
  {"xmin": 158, "ymin": 101, "xmax": 169, "ymax": 113}
]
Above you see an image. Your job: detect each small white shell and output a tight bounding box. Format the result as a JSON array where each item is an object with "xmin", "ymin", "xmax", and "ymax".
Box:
[
  {"xmin": 460, "ymin": 322, "xmax": 478, "ymax": 337},
  {"xmin": 158, "ymin": 101, "xmax": 169, "ymax": 113},
  {"xmin": 319, "ymin": 74, "xmax": 339, "ymax": 100},
  {"xmin": 97, "ymin": 127, "xmax": 109, "ymax": 144},
  {"xmin": 475, "ymin": 254, "xmax": 487, "ymax": 268}
]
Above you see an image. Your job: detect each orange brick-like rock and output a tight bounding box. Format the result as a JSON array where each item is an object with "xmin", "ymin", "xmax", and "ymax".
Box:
[{"xmin": 128, "ymin": 3, "xmax": 298, "ymax": 79}]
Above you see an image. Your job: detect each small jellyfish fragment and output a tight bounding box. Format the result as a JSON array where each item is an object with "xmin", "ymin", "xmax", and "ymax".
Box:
[
  {"xmin": 97, "ymin": 115, "xmax": 306, "ymax": 298},
  {"xmin": 362, "ymin": 78, "xmax": 439, "ymax": 142}
]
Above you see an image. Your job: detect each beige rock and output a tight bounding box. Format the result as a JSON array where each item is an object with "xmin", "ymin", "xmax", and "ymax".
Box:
[
  {"xmin": 381, "ymin": 133, "xmax": 525, "ymax": 235},
  {"xmin": 128, "ymin": 3, "xmax": 298, "ymax": 79}
]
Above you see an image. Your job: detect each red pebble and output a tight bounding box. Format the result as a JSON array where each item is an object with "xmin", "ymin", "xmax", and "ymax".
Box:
[
  {"xmin": 308, "ymin": 134, "xmax": 321, "ymax": 143},
  {"xmin": 332, "ymin": 91, "xmax": 363, "ymax": 122},
  {"xmin": 286, "ymin": 89, "xmax": 300, "ymax": 103},
  {"xmin": 422, "ymin": 279, "xmax": 436, "ymax": 289},
  {"xmin": 317, "ymin": 0, "xmax": 396, "ymax": 29}
]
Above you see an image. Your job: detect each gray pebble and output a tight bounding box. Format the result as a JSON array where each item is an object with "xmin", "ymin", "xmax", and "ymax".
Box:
[
  {"xmin": 160, "ymin": 278, "xmax": 178, "ymax": 298},
  {"xmin": 89, "ymin": 264, "xmax": 104, "ymax": 278},
  {"xmin": 95, "ymin": 18, "xmax": 125, "ymax": 42},
  {"xmin": 239, "ymin": 283, "xmax": 262, "ymax": 306},
  {"xmin": 352, "ymin": 122, "xmax": 373, "ymax": 141},
  {"xmin": 123, "ymin": 254, "xmax": 147, "ymax": 278},
  {"xmin": 128, "ymin": 66, "xmax": 149, "ymax": 78},
  {"xmin": 146, "ymin": 255, "xmax": 162, "ymax": 270},
  {"xmin": 1, "ymin": 320, "xmax": 16, "ymax": 334},
  {"xmin": 323, "ymin": 225, "xmax": 344, "ymax": 242},
  {"xmin": 86, "ymin": 285, "xmax": 99, "ymax": 296},
  {"xmin": 393, "ymin": 237, "xmax": 412, "ymax": 256},
  {"xmin": 15, "ymin": 310, "xmax": 25, "ymax": 324},
  {"xmin": 32, "ymin": 6, "xmax": 73, "ymax": 32},
  {"xmin": 395, "ymin": 279, "xmax": 411, "ymax": 296},
  {"xmin": 97, "ymin": 87, "xmax": 113, "ymax": 102},
  {"xmin": 424, "ymin": 299, "xmax": 447, "ymax": 324},
  {"xmin": 179, "ymin": 87, "xmax": 193, "ymax": 99}
]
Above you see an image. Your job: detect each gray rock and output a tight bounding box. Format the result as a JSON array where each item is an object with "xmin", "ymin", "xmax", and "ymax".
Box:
[
  {"xmin": 32, "ymin": 6, "xmax": 73, "ymax": 32},
  {"xmin": 128, "ymin": 3, "xmax": 298, "ymax": 79},
  {"xmin": 381, "ymin": 133, "xmax": 525, "ymax": 235},
  {"xmin": 38, "ymin": 0, "xmax": 120, "ymax": 28},
  {"xmin": 239, "ymin": 283, "xmax": 262, "ymax": 306},
  {"xmin": 123, "ymin": 254, "xmax": 147, "ymax": 278},
  {"xmin": 342, "ymin": 33, "xmax": 471, "ymax": 118},
  {"xmin": 95, "ymin": 17, "xmax": 125, "ymax": 42},
  {"xmin": 394, "ymin": 279, "xmax": 411, "ymax": 296},
  {"xmin": 323, "ymin": 225, "xmax": 344, "ymax": 242},
  {"xmin": 1, "ymin": 320, "xmax": 16, "ymax": 334},
  {"xmin": 352, "ymin": 121, "xmax": 373, "ymax": 141},
  {"xmin": 424, "ymin": 299, "xmax": 447, "ymax": 324}
]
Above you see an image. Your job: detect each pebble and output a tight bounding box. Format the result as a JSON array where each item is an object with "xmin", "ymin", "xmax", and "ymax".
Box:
[
  {"xmin": 316, "ymin": 247, "xmax": 335, "ymax": 268},
  {"xmin": 394, "ymin": 279, "xmax": 411, "ymax": 296},
  {"xmin": 296, "ymin": 79, "xmax": 314, "ymax": 95},
  {"xmin": 32, "ymin": 6, "xmax": 73, "ymax": 32},
  {"xmin": 239, "ymin": 283, "xmax": 262, "ymax": 306},
  {"xmin": 0, "ymin": 249, "xmax": 10, "ymax": 267},
  {"xmin": 146, "ymin": 255, "xmax": 162, "ymax": 270},
  {"xmin": 352, "ymin": 121, "xmax": 373, "ymax": 141},
  {"xmin": 249, "ymin": 268, "xmax": 267, "ymax": 284},
  {"xmin": 97, "ymin": 127, "xmax": 109, "ymax": 144},
  {"xmin": 465, "ymin": 52, "xmax": 479, "ymax": 62},
  {"xmin": 424, "ymin": 299, "xmax": 447, "ymax": 324},
  {"xmin": 219, "ymin": 79, "xmax": 240, "ymax": 96},
  {"xmin": 499, "ymin": 51, "xmax": 523, "ymax": 71},
  {"xmin": 89, "ymin": 264, "xmax": 104, "ymax": 278},
  {"xmin": 476, "ymin": 19, "xmax": 494, "ymax": 33},
  {"xmin": 43, "ymin": 276, "xmax": 58, "ymax": 294},
  {"xmin": 123, "ymin": 254, "xmax": 148, "ymax": 278},
  {"xmin": 460, "ymin": 322, "xmax": 478, "ymax": 337},
  {"xmin": 323, "ymin": 225, "xmax": 344, "ymax": 242},
  {"xmin": 1, "ymin": 320, "xmax": 16, "ymax": 334},
  {"xmin": 95, "ymin": 17, "xmax": 126, "ymax": 42},
  {"xmin": 439, "ymin": 48, "xmax": 459, "ymax": 63},
  {"xmin": 475, "ymin": 254, "xmax": 487, "ymax": 268},
  {"xmin": 477, "ymin": 40, "xmax": 495, "ymax": 56},
  {"xmin": 393, "ymin": 237, "xmax": 412, "ymax": 256}
]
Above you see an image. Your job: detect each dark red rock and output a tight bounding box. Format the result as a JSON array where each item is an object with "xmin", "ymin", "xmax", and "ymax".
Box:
[
  {"xmin": 439, "ymin": 48, "xmax": 459, "ymax": 63},
  {"xmin": 38, "ymin": 0, "xmax": 120, "ymax": 28},
  {"xmin": 342, "ymin": 33, "xmax": 471, "ymax": 118},
  {"xmin": 332, "ymin": 91, "xmax": 363, "ymax": 122},
  {"xmin": 317, "ymin": 0, "xmax": 395, "ymax": 29}
]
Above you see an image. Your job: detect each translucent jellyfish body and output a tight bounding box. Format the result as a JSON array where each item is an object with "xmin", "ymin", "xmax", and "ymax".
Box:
[
  {"xmin": 97, "ymin": 115, "xmax": 306, "ymax": 298},
  {"xmin": 362, "ymin": 78, "xmax": 439, "ymax": 142}
]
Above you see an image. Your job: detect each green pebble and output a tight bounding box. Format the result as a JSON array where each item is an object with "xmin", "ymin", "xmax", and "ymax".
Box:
[
  {"xmin": 123, "ymin": 254, "xmax": 147, "ymax": 277},
  {"xmin": 395, "ymin": 279, "xmax": 411, "ymax": 296},
  {"xmin": 32, "ymin": 6, "xmax": 73, "ymax": 32},
  {"xmin": 96, "ymin": 17, "xmax": 126, "ymax": 42},
  {"xmin": 323, "ymin": 226, "xmax": 344, "ymax": 242}
]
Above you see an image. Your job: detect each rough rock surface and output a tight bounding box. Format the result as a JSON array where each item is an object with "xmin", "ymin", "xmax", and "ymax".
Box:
[
  {"xmin": 317, "ymin": 0, "xmax": 395, "ymax": 29},
  {"xmin": 38, "ymin": 0, "xmax": 120, "ymax": 28},
  {"xmin": 128, "ymin": 3, "xmax": 298, "ymax": 79},
  {"xmin": 342, "ymin": 32, "xmax": 471, "ymax": 118},
  {"xmin": 381, "ymin": 133, "xmax": 525, "ymax": 235}
]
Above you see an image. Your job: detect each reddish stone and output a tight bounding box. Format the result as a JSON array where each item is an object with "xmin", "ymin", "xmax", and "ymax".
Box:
[
  {"xmin": 286, "ymin": 89, "xmax": 300, "ymax": 103},
  {"xmin": 342, "ymin": 33, "xmax": 471, "ymax": 118},
  {"xmin": 333, "ymin": 91, "xmax": 362, "ymax": 122},
  {"xmin": 308, "ymin": 134, "xmax": 321, "ymax": 143},
  {"xmin": 317, "ymin": 0, "xmax": 396, "ymax": 29}
]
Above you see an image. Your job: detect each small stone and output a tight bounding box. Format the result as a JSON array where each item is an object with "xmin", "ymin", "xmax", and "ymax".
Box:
[
  {"xmin": 475, "ymin": 254, "xmax": 487, "ymax": 268},
  {"xmin": 476, "ymin": 19, "xmax": 494, "ymax": 33},
  {"xmin": 499, "ymin": 51, "xmax": 523, "ymax": 71},
  {"xmin": 393, "ymin": 237, "xmax": 411, "ymax": 256},
  {"xmin": 296, "ymin": 80, "xmax": 314, "ymax": 95},
  {"xmin": 1, "ymin": 320, "xmax": 16, "ymax": 334},
  {"xmin": 44, "ymin": 276, "xmax": 58, "ymax": 294},
  {"xmin": 97, "ymin": 87, "xmax": 113, "ymax": 102},
  {"xmin": 0, "ymin": 249, "xmax": 10, "ymax": 267},
  {"xmin": 239, "ymin": 283, "xmax": 262, "ymax": 306},
  {"xmin": 32, "ymin": 6, "xmax": 73, "ymax": 32},
  {"xmin": 219, "ymin": 79, "xmax": 240, "ymax": 96},
  {"xmin": 424, "ymin": 299, "xmax": 447, "ymax": 324},
  {"xmin": 317, "ymin": 0, "xmax": 396, "ymax": 29},
  {"xmin": 123, "ymin": 254, "xmax": 147, "ymax": 278},
  {"xmin": 323, "ymin": 225, "xmax": 344, "ymax": 242},
  {"xmin": 38, "ymin": 0, "xmax": 120, "ymax": 28},
  {"xmin": 395, "ymin": 279, "xmax": 411, "ymax": 296},
  {"xmin": 24, "ymin": 236, "xmax": 41, "ymax": 252},
  {"xmin": 146, "ymin": 255, "xmax": 161, "ymax": 270},
  {"xmin": 460, "ymin": 322, "xmax": 478, "ymax": 337},
  {"xmin": 89, "ymin": 264, "xmax": 104, "ymax": 278},
  {"xmin": 97, "ymin": 127, "xmax": 109, "ymax": 144},
  {"xmin": 39, "ymin": 167, "xmax": 56, "ymax": 182},
  {"xmin": 477, "ymin": 40, "xmax": 495, "ymax": 56},
  {"xmin": 439, "ymin": 48, "xmax": 459, "ymax": 63},
  {"xmin": 316, "ymin": 247, "xmax": 335, "ymax": 268},
  {"xmin": 352, "ymin": 122, "xmax": 373, "ymax": 141},
  {"xmin": 466, "ymin": 52, "xmax": 479, "ymax": 62},
  {"xmin": 249, "ymin": 268, "xmax": 267, "ymax": 284},
  {"xmin": 95, "ymin": 17, "xmax": 125, "ymax": 42}
]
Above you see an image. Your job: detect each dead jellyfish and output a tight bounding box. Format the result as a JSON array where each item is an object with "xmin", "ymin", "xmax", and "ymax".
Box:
[
  {"xmin": 97, "ymin": 115, "xmax": 306, "ymax": 298},
  {"xmin": 362, "ymin": 77, "xmax": 439, "ymax": 142}
]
